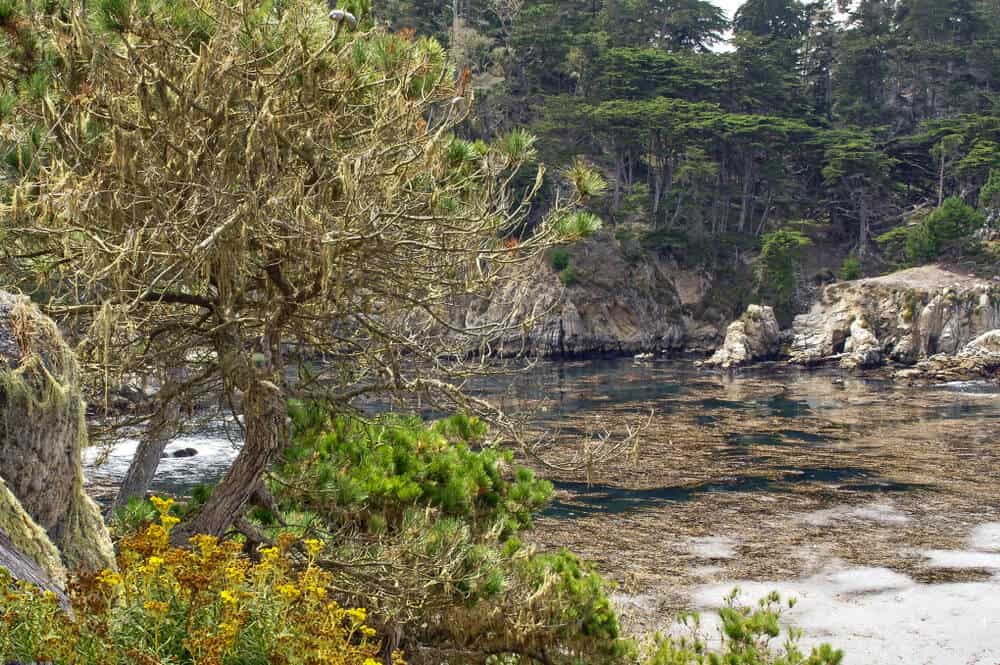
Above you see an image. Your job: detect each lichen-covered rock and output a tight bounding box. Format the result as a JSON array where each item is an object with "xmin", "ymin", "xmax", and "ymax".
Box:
[
  {"xmin": 790, "ymin": 266, "xmax": 1000, "ymax": 368},
  {"xmin": 841, "ymin": 318, "xmax": 883, "ymax": 369},
  {"xmin": 0, "ymin": 291, "xmax": 114, "ymax": 575},
  {"xmin": 703, "ymin": 305, "xmax": 780, "ymax": 369},
  {"xmin": 896, "ymin": 329, "xmax": 1000, "ymax": 383},
  {"xmin": 0, "ymin": 476, "xmax": 66, "ymax": 586},
  {"xmin": 463, "ymin": 232, "xmax": 710, "ymax": 356}
]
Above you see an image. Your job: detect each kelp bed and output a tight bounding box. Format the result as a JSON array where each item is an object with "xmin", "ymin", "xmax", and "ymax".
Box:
[{"xmin": 504, "ymin": 360, "xmax": 1000, "ymax": 631}]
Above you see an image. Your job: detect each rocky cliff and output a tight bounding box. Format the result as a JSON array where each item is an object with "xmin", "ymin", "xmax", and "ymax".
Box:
[
  {"xmin": 788, "ymin": 265, "xmax": 1000, "ymax": 373},
  {"xmin": 464, "ymin": 232, "xmax": 723, "ymax": 356}
]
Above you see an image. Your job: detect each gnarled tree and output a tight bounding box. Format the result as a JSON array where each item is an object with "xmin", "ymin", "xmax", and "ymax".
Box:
[{"xmin": 3, "ymin": 0, "xmax": 602, "ymax": 539}]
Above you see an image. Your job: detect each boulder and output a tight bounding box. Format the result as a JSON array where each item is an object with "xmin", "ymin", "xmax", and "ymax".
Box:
[
  {"xmin": 840, "ymin": 318, "xmax": 883, "ymax": 369},
  {"xmin": 790, "ymin": 266, "xmax": 1000, "ymax": 368},
  {"xmin": 0, "ymin": 292, "xmax": 114, "ymax": 578},
  {"xmin": 895, "ymin": 329, "xmax": 1000, "ymax": 383},
  {"xmin": 703, "ymin": 305, "xmax": 781, "ymax": 369}
]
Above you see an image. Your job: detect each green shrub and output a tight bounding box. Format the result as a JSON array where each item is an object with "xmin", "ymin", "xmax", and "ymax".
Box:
[
  {"xmin": 755, "ymin": 229, "xmax": 811, "ymax": 326},
  {"xmin": 905, "ymin": 222, "xmax": 938, "ymax": 264},
  {"xmin": 560, "ymin": 264, "xmax": 579, "ymax": 285},
  {"xmin": 839, "ymin": 256, "xmax": 862, "ymax": 281},
  {"xmin": 887, "ymin": 198, "xmax": 986, "ymax": 265},
  {"xmin": 875, "ymin": 226, "xmax": 911, "ymax": 265},
  {"xmin": 280, "ymin": 407, "xmax": 552, "ymax": 540},
  {"xmin": 271, "ymin": 406, "xmax": 629, "ymax": 665},
  {"xmin": 981, "ymin": 168, "xmax": 1000, "ymax": 211},
  {"xmin": 925, "ymin": 196, "xmax": 983, "ymax": 243},
  {"xmin": 644, "ymin": 591, "xmax": 843, "ymax": 665},
  {"xmin": 550, "ymin": 247, "xmax": 571, "ymax": 271}
]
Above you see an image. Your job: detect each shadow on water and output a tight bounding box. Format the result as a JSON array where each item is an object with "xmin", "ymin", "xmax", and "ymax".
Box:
[{"xmin": 544, "ymin": 468, "xmax": 928, "ymax": 518}]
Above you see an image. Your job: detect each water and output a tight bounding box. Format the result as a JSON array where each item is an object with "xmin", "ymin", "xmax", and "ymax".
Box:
[{"xmin": 82, "ymin": 358, "xmax": 1000, "ymax": 662}]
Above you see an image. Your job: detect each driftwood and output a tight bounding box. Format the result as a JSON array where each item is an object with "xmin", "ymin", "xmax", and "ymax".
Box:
[{"xmin": 0, "ymin": 527, "xmax": 71, "ymax": 612}]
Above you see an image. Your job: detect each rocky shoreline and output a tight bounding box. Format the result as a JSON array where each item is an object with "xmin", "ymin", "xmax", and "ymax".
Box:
[
  {"xmin": 484, "ymin": 251, "xmax": 1000, "ymax": 382},
  {"xmin": 704, "ymin": 266, "xmax": 1000, "ymax": 382}
]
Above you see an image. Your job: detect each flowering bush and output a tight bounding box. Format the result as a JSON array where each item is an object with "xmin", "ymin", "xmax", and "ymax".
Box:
[{"xmin": 0, "ymin": 497, "xmax": 392, "ymax": 665}]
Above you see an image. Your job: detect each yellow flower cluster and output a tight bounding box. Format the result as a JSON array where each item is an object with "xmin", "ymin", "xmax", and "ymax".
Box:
[{"xmin": 0, "ymin": 496, "xmax": 393, "ymax": 665}]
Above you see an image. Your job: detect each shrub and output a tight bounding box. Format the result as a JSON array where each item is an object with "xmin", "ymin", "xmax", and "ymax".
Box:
[
  {"xmin": 278, "ymin": 409, "xmax": 553, "ymax": 540},
  {"xmin": 905, "ymin": 222, "xmax": 938, "ymax": 264},
  {"xmin": 644, "ymin": 591, "xmax": 843, "ymax": 665},
  {"xmin": 550, "ymin": 247, "xmax": 571, "ymax": 271},
  {"xmin": 755, "ymin": 229, "xmax": 811, "ymax": 326},
  {"xmin": 981, "ymin": 168, "xmax": 1000, "ymax": 211},
  {"xmin": 875, "ymin": 226, "xmax": 911, "ymax": 265},
  {"xmin": 270, "ymin": 408, "xmax": 629, "ymax": 665},
  {"xmin": 925, "ymin": 196, "xmax": 983, "ymax": 244},
  {"xmin": 560, "ymin": 264, "xmax": 579, "ymax": 285},
  {"xmin": 839, "ymin": 256, "xmax": 862, "ymax": 281},
  {"xmin": 0, "ymin": 498, "xmax": 388, "ymax": 665}
]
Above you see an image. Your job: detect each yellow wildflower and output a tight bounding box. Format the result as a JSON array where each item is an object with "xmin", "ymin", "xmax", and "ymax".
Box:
[
  {"xmin": 143, "ymin": 600, "xmax": 169, "ymax": 617},
  {"xmin": 161, "ymin": 515, "xmax": 181, "ymax": 531},
  {"xmin": 277, "ymin": 583, "xmax": 300, "ymax": 600},
  {"xmin": 347, "ymin": 607, "xmax": 367, "ymax": 622},
  {"xmin": 219, "ymin": 619, "xmax": 240, "ymax": 642},
  {"xmin": 143, "ymin": 555, "xmax": 165, "ymax": 574},
  {"xmin": 361, "ymin": 626, "xmax": 377, "ymax": 637},
  {"xmin": 225, "ymin": 565, "xmax": 244, "ymax": 585},
  {"xmin": 219, "ymin": 590, "xmax": 237, "ymax": 605},
  {"xmin": 306, "ymin": 584, "xmax": 327, "ymax": 600},
  {"xmin": 191, "ymin": 534, "xmax": 218, "ymax": 558},
  {"xmin": 150, "ymin": 495, "xmax": 175, "ymax": 515},
  {"xmin": 96, "ymin": 570, "xmax": 122, "ymax": 587},
  {"xmin": 145, "ymin": 524, "xmax": 169, "ymax": 548},
  {"xmin": 303, "ymin": 538, "xmax": 324, "ymax": 557},
  {"xmin": 363, "ymin": 659, "xmax": 380, "ymax": 665}
]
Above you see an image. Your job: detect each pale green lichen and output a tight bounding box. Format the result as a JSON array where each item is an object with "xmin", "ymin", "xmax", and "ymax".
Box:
[
  {"xmin": 0, "ymin": 293, "xmax": 115, "ymax": 575},
  {"xmin": 0, "ymin": 476, "xmax": 67, "ymax": 586}
]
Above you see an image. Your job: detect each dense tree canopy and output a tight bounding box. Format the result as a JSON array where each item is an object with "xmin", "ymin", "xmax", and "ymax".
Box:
[{"xmin": 380, "ymin": 0, "xmax": 999, "ymax": 291}]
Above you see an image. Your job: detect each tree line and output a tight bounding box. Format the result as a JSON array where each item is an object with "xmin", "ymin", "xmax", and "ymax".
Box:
[{"xmin": 383, "ymin": 0, "xmax": 1000, "ymax": 264}]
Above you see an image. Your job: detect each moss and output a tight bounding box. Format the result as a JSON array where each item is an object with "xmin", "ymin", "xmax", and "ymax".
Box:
[
  {"xmin": 0, "ymin": 476, "xmax": 66, "ymax": 586},
  {"xmin": 0, "ymin": 293, "xmax": 115, "ymax": 574}
]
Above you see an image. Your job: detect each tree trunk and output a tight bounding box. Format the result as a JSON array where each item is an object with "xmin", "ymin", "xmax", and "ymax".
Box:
[
  {"xmin": 857, "ymin": 194, "xmax": 870, "ymax": 258},
  {"xmin": 113, "ymin": 368, "xmax": 185, "ymax": 510},
  {"xmin": 0, "ymin": 528, "xmax": 71, "ymax": 613},
  {"xmin": 172, "ymin": 378, "xmax": 287, "ymax": 542},
  {"xmin": 738, "ymin": 157, "xmax": 753, "ymax": 233},
  {"xmin": 112, "ymin": 421, "xmax": 175, "ymax": 511}
]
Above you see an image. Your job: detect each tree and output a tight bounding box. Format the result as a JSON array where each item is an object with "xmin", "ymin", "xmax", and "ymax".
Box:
[
  {"xmin": 931, "ymin": 134, "xmax": 964, "ymax": 206},
  {"xmin": 755, "ymin": 228, "xmax": 811, "ymax": 325},
  {"xmin": 620, "ymin": 0, "xmax": 729, "ymax": 52},
  {"xmin": 833, "ymin": 0, "xmax": 894, "ymax": 126},
  {"xmin": 733, "ymin": 0, "xmax": 808, "ymax": 41},
  {"xmin": 4, "ymin": 0, "xmax": 602, "ymax": 539},
  {"xmin": 821, "ymin": 131, "xmax": 899, "ymax": 257}
]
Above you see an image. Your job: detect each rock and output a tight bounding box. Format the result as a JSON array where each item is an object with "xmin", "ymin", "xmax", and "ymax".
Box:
[
  {"xmin": 895, "ymin": 329, "xmax": 1000, "ymax": 382},
  {"xmin": 790, "ymin": 266, "xmax": 1000, "ymax": 369},
  {"xmin": 460, "ymin": 231, "xmax": 723, "ymax": 356},
  {"xmin": 703, "ymin": 305, "xmax": 781, "ymax": 369},
  {"xmin": 171, "ymin": 447, "xmax": 198, "ymax": 458},
  {"xmin": 841, "ymin": 318, "xmax": 883, "ymax": 369},
  {"xmin": 0, "ymin": 292, "xmax": 115, "ymax": 577}
]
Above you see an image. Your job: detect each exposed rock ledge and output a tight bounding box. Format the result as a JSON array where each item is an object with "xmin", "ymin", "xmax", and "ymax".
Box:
[
  {"xmin": 788, "ymin": 265, "xmax": 1000, "ymax": 375},
  {"xmin": 464, "ymin": 232, "xmax": 723, "ymax": 356},
  {"xmin": 701, "ymin": 305, "xmax": 781, "ymax": 369}
]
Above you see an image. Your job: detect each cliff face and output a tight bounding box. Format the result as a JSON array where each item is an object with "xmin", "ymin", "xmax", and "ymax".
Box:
[
  {"xmin": 464, "ymin": 233, "xmax": 723, "ymax": 356},
  {"xmin": 789, "ymin": 266, "xmax": 1000, "ymax": 369}
]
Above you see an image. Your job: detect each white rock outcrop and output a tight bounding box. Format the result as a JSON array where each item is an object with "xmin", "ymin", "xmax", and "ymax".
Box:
[
  {"xmin": 790, "ymin": 266, "xmax": 1000, "ymax": 368},
  {"xmin": 703, "ymin": 305, "xmax": 781, "ymax": 369}
]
